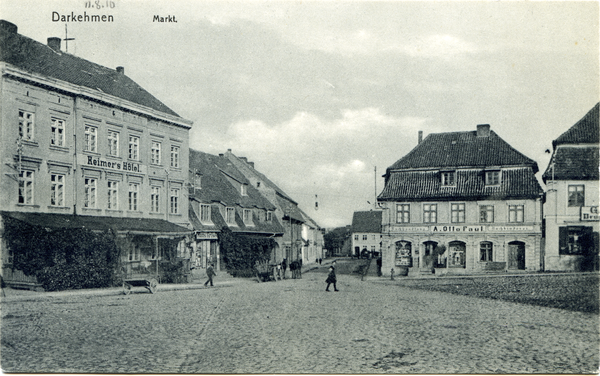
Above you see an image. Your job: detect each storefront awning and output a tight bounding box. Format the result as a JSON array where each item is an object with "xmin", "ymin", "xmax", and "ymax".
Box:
[{"xmin": 1, "ymin": 211, "xmax": 192, "ymax": 236}]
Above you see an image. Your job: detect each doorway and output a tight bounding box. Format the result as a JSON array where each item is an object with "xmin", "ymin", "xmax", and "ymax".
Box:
[{"xmin": 508, "ymin": 241, "xmax": 525, "ymax": 270}]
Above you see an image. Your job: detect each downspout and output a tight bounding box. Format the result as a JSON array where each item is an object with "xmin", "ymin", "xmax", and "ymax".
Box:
[{"xmin": 72, "ymin": 96, "xmax": 78, "ymax": 215}]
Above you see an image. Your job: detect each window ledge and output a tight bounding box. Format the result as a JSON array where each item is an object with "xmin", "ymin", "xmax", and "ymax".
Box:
[
  {"xmin": 16, "ymin": 204, "xmax": 40, "ymax": 208},
  {"xmin": 49, "ymin": 145, "xmax": 69, "ymax": 153},
  {"xmin": 106, "ymin": 209, "xmax": 123, "ymax": 214},
  {"xmin": 48, "ymin": 206, "xmax": 70, "ymax": 211},
  {"xmin": 82, "ymin": 208, "xmax": 102, "ymax": 213},
  {"xmin": 21, "ymin": 140, "xmax": 39, "ymax": 147}
]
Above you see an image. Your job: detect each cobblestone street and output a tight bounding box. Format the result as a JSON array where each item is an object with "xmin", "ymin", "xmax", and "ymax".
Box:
[{"xmin": 2, "ymin": 267, "xmax": 599, "ymax": 374}]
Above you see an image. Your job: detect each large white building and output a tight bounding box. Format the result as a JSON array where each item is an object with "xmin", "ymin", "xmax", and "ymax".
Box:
[
  {"xmin": 542, "ymin": 103, "xmax": 599, "ymax": 271},
  {"xmin": 0, "ymin": 20, "xmax": 193, "ymax": 288}
]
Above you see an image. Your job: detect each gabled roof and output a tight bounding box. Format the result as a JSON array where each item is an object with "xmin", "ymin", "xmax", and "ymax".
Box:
[
  {"xmin": 0, "ymin": 20, "xmax": 180, "ymax": 118},
  {"xmin": 387, "ymin": 129, "xmax": 538, "ymax": 174},
  {"xmin": 379, "ymin": 168, "xmax": 543, "ymax": 201},
  {"xmin": 352, "ymin": 211, "xmax": 382, "ymax": 233},
  {"xmin": 542, "ymin": 147, "xmax": 599, "ymax": 182},
  {"xmin": 553, "ymin": 103, "xmax": 599, "ymax": 147}
]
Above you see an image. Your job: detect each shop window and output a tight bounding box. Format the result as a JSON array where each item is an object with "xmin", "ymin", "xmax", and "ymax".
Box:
[
  {"xmin": 480, "ymin": 241, "xmax": 493, "ymax": 261},
  {"xmin": 50, "ymin": 118, "xmax": 65, "ymax": 147},
  {"xmin": 568, "ymin": 185, "xmax": 585, "ymax": 207},
  {"xmin": 508, "ymin": 205, "xmax": 524, "ymax": 223},
  {"xmin": 395, "ymin": 240, "xmax": 412, "ymax": 267},
  {"xmin": 448, "ymin": 241, "xmax": 466, "ymax": 268},
  {"xmin": 108, "ymin": 181, "xmax": 119, "ymax": 210},
  {"xmin": 479, "ymin": 205, "xmax": 494, "ymax": 223},
  {"xmin": 396, "ymin": 204, "xmax": 410, "ymax": 223},
  {"xmin": 108, "ymin": 131, "xmax": 119, "ymax": 156},
  {"xmin": 18, "ymin": 170, "xmax": 35, "ymax": 205},
  {"xmin": 451, "ymin": 203, "xmax": 465, "ymax": 223},
  {"xmin": 441, "ymin": 171, "xmax": 455, "ymax": 186},
  {"xmin": 423, "ymin": 203, "xmax": 437, "ymax": 223},
  {"xmin": 50, "ymin": 174, "xmax": 65, "ymax": 206},
  {"xmin": 84, "ymin": 177, "xmax": 96, "ymax": 208},
  {"xmin": 559, "ymin": 226, "xmax": 593, "ymax": 255},
  {"xmin": 128, "ymin": 246, "xmax": 140, "ymax": 261},
  {"xmin": 84, "ymin": 125, "xmax": 97, "ymax": 152},
  {"xmin": 19, "ymin": 110, "xmax": 35, "ymax": 141}
]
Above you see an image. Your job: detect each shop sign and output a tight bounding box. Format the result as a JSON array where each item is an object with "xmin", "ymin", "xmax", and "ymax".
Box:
[
  {"xmin": 196, "ymin": 232, "xmax": 218, "ymax": 240},
  {"xmin": 78, "ymin": 155, "xmax": 146, "ymax": 174},
  {"xmin": 431, "ymin": 225, "xmax": 484, "ymax": 232},
  {"xmin": 487, "ymin": 225, "xmax": 535, "ymax": 232},
  {"xmin": 581, "ymin": 206, "xmax": 599, "ymax": 221},
  {"xmin": 392, "ymin": 226, "xmax": 429, "ymax": 232}
]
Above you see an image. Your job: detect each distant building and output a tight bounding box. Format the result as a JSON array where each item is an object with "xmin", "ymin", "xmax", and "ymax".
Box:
[
  {"xmin": 378, "ymin": 124, "xmax": 543, "ymax": 276},
  {"xmin": 188, "ymin": 149, "xmax": 284, "ymax": 272},
  {"xmin": 351, "ymin": 211, "xmax": 382, "ymax": 258},
  {"xmin": 0, "ymin": 20, "xmax": 193, "ymax": 288},
  {"xmin": 542, "ymin": 103, "xmax": 599, "ymax": 271}
]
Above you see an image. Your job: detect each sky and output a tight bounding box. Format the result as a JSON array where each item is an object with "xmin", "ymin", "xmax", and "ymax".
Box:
[{"xmin": 1, "ymin": 0, "xmax": 598, "ymax": 228}]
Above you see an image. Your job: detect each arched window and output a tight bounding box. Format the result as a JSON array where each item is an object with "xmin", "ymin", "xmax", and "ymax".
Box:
[{"xmin": 480, "ymin": 241, "xmax": 493, "ymax": 262}]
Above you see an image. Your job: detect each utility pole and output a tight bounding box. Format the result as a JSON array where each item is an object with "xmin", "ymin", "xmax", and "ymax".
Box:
[{"xmin": 64, "ymin": 24, "xmax": 75, "ymax": 53}]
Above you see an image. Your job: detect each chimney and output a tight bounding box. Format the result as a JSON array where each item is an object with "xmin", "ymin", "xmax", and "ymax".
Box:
[
  {"xmin": 218, "ymin": 153, "xmax": 224, "ymax": 157},
  {"xmin": 116, "ymin": 66, "xmax": 125, "ymax": 75},
  {"xmin": 418, "ymin": 130, "xmax": 423, "ymax": 144},
  {"xmin": 47, "ymin": 37, "xmax": 61, "ymax": 51},
  {"xmin": 0, "ymin": 20, "xmax": 17, "ymax": 34},
  {"xmin": 240, "ymin": 157, "xmax": 247, "ymax": 163},
  {"xmin": 248, "ymin": 162, "xmax": 254, "ymax": 168},
  {"xmin": 477, "ymin": 124, "xmax": 490, "ymax": 137}
]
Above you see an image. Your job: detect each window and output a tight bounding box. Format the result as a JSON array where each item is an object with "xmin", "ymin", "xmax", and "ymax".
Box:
[
  {"xmin": 559, "ymin": 226, "xmax": 593, "ymax": 255},
  {"xmin": 363, "ymin": 235, "xmax": 368, "ymax": 241},
  {"xmin": 170, "ymin": 188, "xmax": 179, "ymax": 214},
  {"xmin": 479, "ymin": 205, "xmax": 494, "ymax": 223},
  {"xmin": 84, "ymin": 178, "xmax": 96, "ymax": 208},
  {"xmin": 371, "ymin": 246, "xmax": 376, "ymax": 253},
  {"xmin": 508, "ymin": 205, "xmax": 524, "ymax": 223},
  {"xmin": 170, "ymin": 145, "xmax": 180, "ymax": 168},
  {"xmin": 441, "ymin": 171, "xmax": 455, "ymax": 186},
  {"xmin": 6, "ymin": 248, "xmax": 14, "ymax": 265},
  {"xmin": 151, "ymin": 141, "xmax": 161, "ymax": 165},
  {"xmin": 354, "ymin": 234, "xmax": 359, "ymax": 241},
  {"xmin": 243, "ymin": 209, "xmax": 252, "ymax": 224},
  {"xmin": 485, "ymin": 171, "xmax": 500, "ymax": 185},
  {"xmin": 107, "ymin": 181, "xmax": 119, "ymax": 210},
  {"xmin": 241, "ymin": 184, "xmax": 247, "ymax": 196},
  {"xmin": 84, "ymin": 126, "xmax": 97, "ymax": 152},
  {"xmin": 128, "ymin": 135, "xmax": 139, "ymax": 160},
  {"xmin": 200, "ymin": 204, "xmax": 211, "ymax": 222},
  {"xmin": 108, "ymin": 131, "xmax": 119, "ymax": 156},
  {"xmin": 396, "ymin": 204, "xmax": 410, "ymax": 223},
  {"xmin": 50, "ymin": 174, "xmax": 64, "ymax": 206},
  {"xmin": 266, "ymin": 211, "xmax": 272, "ymax": 221},
  {"xmin": 194, "ymin": 174, "xmax": 202, "ymax": 189},
  {"xmin": 50, "ymin": 118, "xmax": 65, "ymax": 147},
  {"xmin": 226, "ymin": 207, "xmax": 235, "ymax": 224},
  {"xmin": 568, "ymin": 185, "xmax": 585, "ymax": 207},
  {"xmin": 128, "ymin": 183, "xmax": 139, "ymax": 211},
  {"xmin": 451, "ymin": 203, "xmax": 465, "ymax": 223},
  {"xmin": 480, "ymin": 241, "xmax": 493, "ymax": 262},
  {"xmin": 423, "ymin": 204, "xmax": 437, "ymax": 223},
  {"xmin": 18, "ymin": 170, "xmax": 34, "ymax": 205},
  {"xmin": 151, "ymin": 186, "xmax": 160, "ymax": 213},
  {"xmin": 19, "ymin": 110, "xmax": 34, "ymax": 141},
  {"xmin": 128, "ymin": 246, "xmax": 140, "ymax": 262}
]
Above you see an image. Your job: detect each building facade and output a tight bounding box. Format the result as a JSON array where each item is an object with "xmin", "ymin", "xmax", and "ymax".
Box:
[
  {"xmin": 351, "ymin": 210, "xmax": 382, "ymax": 258},
  {"xmin": 0, "ymin": 20, "xmax": 193, "ymax": 287},
  {"xmin": 542, "ymin": 103, "xmax": 599, "ymax": 271},
  {"xmin": 378, "ymin": 124, "xmax": 544, "ymax": 276}
]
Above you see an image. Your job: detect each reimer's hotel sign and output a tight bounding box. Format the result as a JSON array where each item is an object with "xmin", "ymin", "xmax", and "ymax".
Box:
[{"xmin": 79, "ymin": 155, "xmax": 146, "ymax": 174}]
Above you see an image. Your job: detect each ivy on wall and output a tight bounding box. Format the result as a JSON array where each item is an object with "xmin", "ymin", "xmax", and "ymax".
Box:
[
  {"xmin": 3, "ymin": 216, "xmax": 120, "ymax": 291},
  {"xmin": 218, "ymin": 226, "xmax": 276, "ymax": 277}
]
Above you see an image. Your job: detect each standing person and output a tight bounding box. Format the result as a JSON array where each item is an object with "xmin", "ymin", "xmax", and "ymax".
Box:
[
  {"xmin": 290, "ymin": 260, "xmax": 297, "ymax": 279},
  {"xmin": 319, "ymin": 258, "xmax": 322, "ymax": 265},
  {"xmin": 204, "ymin": 263, "xmax": 216, "ymax": 287},
  {"xmin": 377, "ymin": 257, "xmax": 382, "ymax": 277},
  {"xmin": 325, "ymin": 266, "xmax": 338, "ymax": 291},
  {"xmin": 281, "ymin": 258, "xmax": 287, "ymax": 279}
]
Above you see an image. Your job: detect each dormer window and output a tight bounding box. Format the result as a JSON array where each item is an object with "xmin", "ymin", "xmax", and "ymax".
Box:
[
  {"xmin": 441, "ymin": 171, "xmax": 456, "ymax": 186},
  {"xmin": 266, "ymin": 211, "xmax": 272, "ymax": 221},
  {"xmin": 243, "ymin": 209, "xmax": 253, "ymax": 225},
  {"xmin": 195, "ymin": 174, "xmax": 202, "ymax": 189},
  {"xmin": 226, "ymin": 207, "xmax": 236, "ymax": 225},
  {"xmin": 485, "ymin": 170, "xmax": 501, "ymax": 186},
  {"xmin": 200, "ymin": 204, "xmax": 211, "ymax": 223},
  {"xmin": 241, "ymin": 184, "xmax": 247, "ymax": 196}
]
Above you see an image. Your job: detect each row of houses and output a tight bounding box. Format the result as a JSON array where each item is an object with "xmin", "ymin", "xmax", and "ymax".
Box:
[
  {"xmin": 0, "ymin": 20, "xmax": 323, "ymax": 289},
  {"xmin": 352, "ymin": 105, "xmax": 598, "ymax": 276}
]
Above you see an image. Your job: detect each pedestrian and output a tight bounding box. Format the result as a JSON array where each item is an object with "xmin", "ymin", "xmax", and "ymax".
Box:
[
  {"xmin": 377, "ymin": 257, "xmax": 382, "ymax": 277},
  {"xmin": 290, "ymin": 260, "xmax": 297, "ymax": 279},
  {"xmin": 319, "ymin": 258, "xmax": 322, "ymax": 265},
  {"xmin": 298, "ymin": 259, "xmax": 302, "ymax": 278},
  {"xmin": 325, "ymin": 266, "xmax": 338, "ymax": 292},
  {"xmin": 281, "ymin": 258, "xmax": 287, "ymax": 279},
  {"xmin": 204, "ymin": 263, "xmax": 216, "ymax": 287}
]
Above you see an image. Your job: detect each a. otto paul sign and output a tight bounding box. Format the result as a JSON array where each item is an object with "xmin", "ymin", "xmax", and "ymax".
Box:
[
  {"xmin": 391, "ymin": 225, "xmax": 535, "ymax": 233},
  {"xmin": 78, "ymin": 155, "xmax": 146, "ymax": 174}
]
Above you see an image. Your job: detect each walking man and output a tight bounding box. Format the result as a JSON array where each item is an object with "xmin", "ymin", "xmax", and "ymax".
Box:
[
  {"xmin": 204, "ymin": 263, "xmax": 216, "ymax": 287},
  {"xmin": 325, "ymin": 266, "xmax": 338, "ymax": 292}
]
